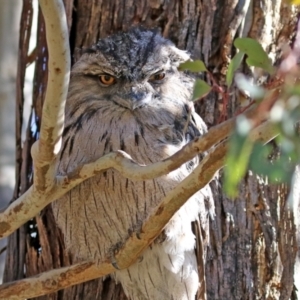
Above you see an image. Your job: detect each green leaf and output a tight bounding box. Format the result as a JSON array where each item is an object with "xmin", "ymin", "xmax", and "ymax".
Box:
[
  {"xmin": 249, "ymin": 143, "xmax": 295, "ymax": 183},
  {"xmin": 192, "ymin": 79, "xmax": 211, "ymax": 100},
  {"xmin": 224, "ymin": 116, "xmax": 254, "ymax": 198},
  {"xmin": 245, "ymin": 57, "xmax": 274, "ymax": 74},
  {"xmin": 226, "ymin": 51, "xmax": 245, "ymax": 87},
  {"xmin": 234, "ymin": 38, "xmax": 274, "ymax": 74},
  {"xmin": 249, "ymin": 143, "xmax": 272, "ymax": 174},
  {"xmin": 179, "ymin": 60, "xmax": 207, "ymax": 72}
]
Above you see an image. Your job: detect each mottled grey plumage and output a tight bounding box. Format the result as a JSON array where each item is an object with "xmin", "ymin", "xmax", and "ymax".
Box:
[{"xmin": 53, "ymin": 28, "xmax": 213, "ymax": 300}]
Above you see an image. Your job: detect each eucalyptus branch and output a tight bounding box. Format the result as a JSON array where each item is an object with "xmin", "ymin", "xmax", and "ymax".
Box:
[
  {"xmin": 1, "ymin": 0, "xmax": 278, "ymax": 240},
  {"xmin": 0, "ymin": 0, "xmax": 70, "ymax": 238},
  {"xmin": 32, "ymin": 0, "xmax": 70, "ymax": 187},
  {"xmin": 0, "ymin": 103, "xmax": 261, "ymax": 239},
  {"xmin": 0, "ymin": 1, "xmax": 281, "ymax": 299},
  {"xmin": 0, "ymin": 120, "xmax": 278, "ymax": 300}
]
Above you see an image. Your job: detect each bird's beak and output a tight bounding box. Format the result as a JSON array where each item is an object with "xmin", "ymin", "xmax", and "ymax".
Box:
[{"xmin": 129, "ymin": 92, "xmax": 152, "ymax": 110}]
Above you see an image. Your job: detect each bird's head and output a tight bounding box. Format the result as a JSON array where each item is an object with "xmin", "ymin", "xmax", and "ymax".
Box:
[{"xmin": 68, "ymin": 28, "xmax": 193, "ymax": 112}]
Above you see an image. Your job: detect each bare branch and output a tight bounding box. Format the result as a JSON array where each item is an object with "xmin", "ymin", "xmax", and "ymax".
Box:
[
  {"xmin": 0, "ymin": 121, "xmax": 278, "ymax": 299},
  {"xmin": 0, "ymin": 145, "xmax": 225, "ymax": 299},
  {"xmin": 0, "ymin": 261, "xmax": 108, "ymax": 299},
  {"xmin": 32, "ymin": 0, "xmax": 70, "ymax": 187},
  {"xmin": 0, "ymin": 103, "xmax": 263, "ymax": 239},
  {"xmin": 1, "ymin": 0, "xmax": 281, "ymax": 239},
  {"xmin": 0, "ymin": 0, "xmax": 70, "ymax": 238},
  {"xmin": 62, "ymin": 104, "xmax": 259, "ymax": 183},
  {"xmin": 0, "ymin": 1, "xmax": 281, "ymax": 298}
]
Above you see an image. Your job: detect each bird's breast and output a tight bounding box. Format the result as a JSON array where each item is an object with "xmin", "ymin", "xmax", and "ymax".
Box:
[{"xmin": 54, "ymin": 107, "xmax": 188, "ymax": 262}]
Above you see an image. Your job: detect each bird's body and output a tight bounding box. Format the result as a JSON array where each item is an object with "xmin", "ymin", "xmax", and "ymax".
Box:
[{"xmin": 53, "ymin": 28, "xmax": 213, "ymax": 300}]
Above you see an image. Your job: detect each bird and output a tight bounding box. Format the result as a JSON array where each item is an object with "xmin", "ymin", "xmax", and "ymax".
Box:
[{"xmin": 52, "ymin": 27, "xmax": 214, "ymax": 300}]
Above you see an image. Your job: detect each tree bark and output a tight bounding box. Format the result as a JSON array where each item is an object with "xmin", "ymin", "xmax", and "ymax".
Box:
[{"xmin": 3, "ymin": 0, "xmax": 299, "ymax": 299}]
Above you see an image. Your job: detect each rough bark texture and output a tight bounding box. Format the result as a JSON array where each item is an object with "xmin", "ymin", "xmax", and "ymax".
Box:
[{"xmin": 3, "ymin": 1, "xmax": 299, "ymax": 299}]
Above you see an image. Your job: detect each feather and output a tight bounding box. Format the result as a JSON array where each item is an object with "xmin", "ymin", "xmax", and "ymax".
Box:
[{"xmin": 53, "ymin": 28, "xmax": 215, "ymax": 300}]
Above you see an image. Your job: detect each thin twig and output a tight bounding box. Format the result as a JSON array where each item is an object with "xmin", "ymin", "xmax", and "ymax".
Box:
[{"xmin": 0, "ymin": 245, "xmax": 7, "ymax": 256}]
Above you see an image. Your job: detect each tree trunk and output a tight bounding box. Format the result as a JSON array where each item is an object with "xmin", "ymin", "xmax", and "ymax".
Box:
[{"xmin": 3, "ymin": 1, "xmax": 299, "ymax": 299}]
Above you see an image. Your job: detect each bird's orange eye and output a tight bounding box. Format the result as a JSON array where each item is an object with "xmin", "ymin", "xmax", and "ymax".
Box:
[
  {"xmin": 99, "ymin": 74, "xmax": 116, "ymax": 86},
  {"xmin": 149, "ymin": 72, "xmax": 165, "ymax": 82}
]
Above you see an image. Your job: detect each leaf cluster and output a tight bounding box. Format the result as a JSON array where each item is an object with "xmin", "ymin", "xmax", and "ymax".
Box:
[{"xmin": 180, "ymin": 37, "xmax": 300, "ymax": 197}]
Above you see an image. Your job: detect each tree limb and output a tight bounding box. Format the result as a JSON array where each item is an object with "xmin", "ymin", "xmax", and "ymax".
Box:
[
  {"xmin": 0, "ymin": 103, "xmax": 262, "ymax": 239},
  {"xmin": 0, "ymin": 0, "xmax": 279, "ymax": 240},
  {"xmin": 0, "ymin": 0, "xmax": 69, "ymax": 238},
  {"xmin": 0, "ymin": 121, "xmax": 278, "ymax": 299},
  {"xmin": 0, "ymin": 0, "xmax": 281, "ymax": 298},
  {"xmin": 32, "ymin": 0, "xmax": 70, "ymax": 188}
]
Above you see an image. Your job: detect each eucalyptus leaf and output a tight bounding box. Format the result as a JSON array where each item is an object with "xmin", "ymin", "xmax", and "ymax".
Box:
[
  {"xmin": 249, "ymin": 143, "xmax": 295, "ymax": 183},
  {"xmin": 234, "ymin": 38, "xmax": 274, "ymax": 74},
  {"xmin": 179, "ymin": 60, "xmax": 207, "ymax": 72},
  {"xmin": 226, "ymin": 51, "xmax": 245, "ymax": 87},
  {"xmin": 192, "ymin": 79, "xmax": 211, "ymax": 100},
  {"xmin": 224, "ymin": 116, "xmax": 253, "ymax": 198}
]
